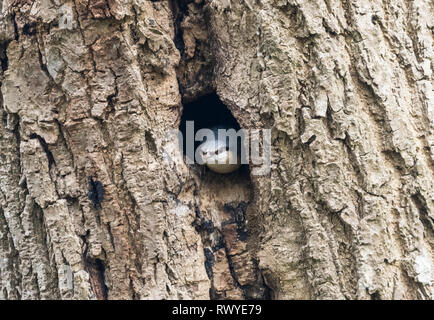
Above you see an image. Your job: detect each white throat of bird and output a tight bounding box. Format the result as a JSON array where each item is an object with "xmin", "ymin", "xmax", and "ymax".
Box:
[{"xmin": 198, "ymin": 138, "xmax": 241, "ymax": 174}]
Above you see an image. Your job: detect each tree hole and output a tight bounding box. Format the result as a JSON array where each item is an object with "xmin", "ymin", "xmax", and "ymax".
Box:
[{"xmin": 179, "ymin": 92, "xmax": 248, "ymax": 175}]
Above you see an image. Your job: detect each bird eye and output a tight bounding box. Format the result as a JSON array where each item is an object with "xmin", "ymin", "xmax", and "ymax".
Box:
[{"xmin": 215, "ymin": 150, "xmax": 219, "ymax": 155}]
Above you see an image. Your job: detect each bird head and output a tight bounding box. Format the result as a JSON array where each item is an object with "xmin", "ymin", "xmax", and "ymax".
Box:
[{"xmin": 197, "ymin": 136, "xmax": 241, "ymax": 174}]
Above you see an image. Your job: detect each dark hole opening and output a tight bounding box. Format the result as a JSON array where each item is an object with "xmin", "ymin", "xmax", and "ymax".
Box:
[
  {"xmin": 22, "ymin": 23, "xmax": 37, "ymax": 36},
  {"xmin": 179, "ymin": 93, "xmax": 243, "ymax": 167}
]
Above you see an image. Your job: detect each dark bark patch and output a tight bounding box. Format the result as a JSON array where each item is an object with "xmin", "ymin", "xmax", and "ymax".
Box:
[
  {"xmin": 0, "ymin": 42, "xmax": 8, "ymax": 72},
  {"xmin": 11, "ymin": 13, "xmax": 19, "ymax": 41},
  {"xmin": 204, "ymin": 247, "xmax": 214, "ymax": 279},
  {"xmin": 29, "ymin": 133, "xmax": 55, "ymax": 169},
  {"xmin": 22, "ymin": 22, "xmax": 36, "ymax": 36},
  {"xmin": 87, "ymin": 177, "xmax": 105, "ymax": 209},
  {"xmin": 169, "ymin": 0, "xmax": 194, "ymax": 56},
  {"xmin": 86, "ymin": 258, "xmax": 108, "ymax": 300},
  {"xmin": 145, "ymin": 130, "xmax": 157, "ymax": 154},
  {"xmin": 88, "ymin": 0, "xmax": 112, "ymax": 19},
  {"xmin": 193, "ymin": 216, "xmax": 215, "ymax": 233},
  {"xmin": 179, "ymin": 92, "xmax": 241, "ymax": 163}
]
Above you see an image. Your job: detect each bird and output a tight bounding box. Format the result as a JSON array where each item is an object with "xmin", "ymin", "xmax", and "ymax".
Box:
[{"xmin": 196, "ymin": 126, "xmax": 242, "ymax": 174}]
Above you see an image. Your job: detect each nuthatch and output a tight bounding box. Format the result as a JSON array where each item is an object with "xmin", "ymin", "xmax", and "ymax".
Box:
[{"xmin": 197, "ymin": 126, "xmax": 241, "ymax": 174}]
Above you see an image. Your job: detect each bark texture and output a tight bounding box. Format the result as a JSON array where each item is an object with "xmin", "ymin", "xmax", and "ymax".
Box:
[{"xmin": 0, "ymin": 0, "xmax": 433, "ymax": 299}]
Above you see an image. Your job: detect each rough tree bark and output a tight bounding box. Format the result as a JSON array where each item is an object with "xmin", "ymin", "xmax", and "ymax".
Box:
[{"xmin": 0, "ymin": 0, "xmax": 432, "ymax": 300}]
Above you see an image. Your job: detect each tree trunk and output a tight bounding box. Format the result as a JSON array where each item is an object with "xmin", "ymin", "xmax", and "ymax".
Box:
[{"xmin": 0, "ymin": 0, "xmax": 432, "ymax": 300}]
